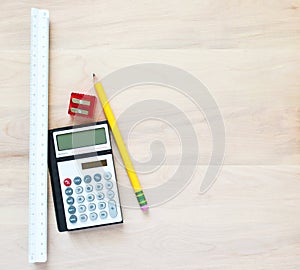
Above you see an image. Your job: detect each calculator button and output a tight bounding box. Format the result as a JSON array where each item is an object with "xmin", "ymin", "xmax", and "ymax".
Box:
[
  {"xmin": 77, "ymin": 195, "xmax": 85, "ymax": 204},
  {"xmin": 88, "ymin": 203, "xmax": 96, "ymax": 211},
  {"xmin": 75, "ymin": 186, "xmax": 83, "ymax": 194},
  {"xmin": 107, "ymin": 190, "xmax": 115, "ymax": 199},
  {"xmin": 66, "ymin": 196, "xmax": 75, "ymax": 205},
  {"xmin": 78, "ymin": 204, "xmax": 86, "ymax": 213},
  {"xmin": 98, "ymin": 202, "xmax": 106, "ymax": 210},
  {"xmin": 104, "ymin": 171, "xmax": 112, "ymax": 180},
  {"xmin": 69, "ymin": 215, "xmax": 77, "ymax": 224},
  {"xmin": 68, "ymin": 206, "xmax": 76, "ymax": 214},
  {"xmin": 85, "ymin": 185, "xmax": 93, "ymax": 193},
  {"xmin": 96, "ymin": 192, "xmax": 105, "ymax": 200},
  {"xmin": 65, "ymin": 187, "xmax": 73, "ymax": 196},
  {"xmin": 100, "ymin": 211, "xmax": 108, "ymax": 219},
  {"xmin": 73, "ymin": 176, "xmax": 82, "ymax": 185},
  {"xmin": 108, "ymin": 200, "xmax": 118, "ymax": 218},
  {"xmin": 94, "ymin": 173, "xmax": 101, "ymax": 182},
  {"xmin": 105, "ymin": 181, "xmax": 113, "ymax": 189},
  {"xmin": 90, "ymin": 212, "xmax": 98, "ymax": 221},
  {"xmin": 95, "ymin": 183, "xmax": 103, "ymax": 191},
  {"xmin": 64, "ymin": 178, "xmax": 72, "ymax": 186},
  {"xmin": 80, "ymin": 214, "xmax": 88, "ymax": 222},
  {"xmin": 84, "ymin": 175, "xmax": 92, "ymax": 183},
  {"xmin": 87, "ymin": 194, "xmax": 95, "ymax": 202}
]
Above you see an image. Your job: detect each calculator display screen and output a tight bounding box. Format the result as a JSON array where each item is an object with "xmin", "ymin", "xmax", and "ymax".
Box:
[
  {"xmin": 81, "ymin": 160, "xmax": 107, "ymax": 170},
  {"xmin": 56, "ymin": 128, "xmax": 107, "ymax": 151}
]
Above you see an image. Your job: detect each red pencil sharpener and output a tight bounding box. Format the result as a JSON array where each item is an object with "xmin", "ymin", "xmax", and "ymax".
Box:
[{"xmin": 68, "ymin": 92, "xmax": 96, "ymax": 118}]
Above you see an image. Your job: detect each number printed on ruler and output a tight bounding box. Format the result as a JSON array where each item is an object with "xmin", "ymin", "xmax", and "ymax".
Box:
[{"xmin": 28, "ymin": 8, "xmax": 49, "ymax": 263}]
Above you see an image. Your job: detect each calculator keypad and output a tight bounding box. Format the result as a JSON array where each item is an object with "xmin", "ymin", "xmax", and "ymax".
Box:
[{"xmin": 58, "ymin": 154, "xmax": 122, "ymax": 230}]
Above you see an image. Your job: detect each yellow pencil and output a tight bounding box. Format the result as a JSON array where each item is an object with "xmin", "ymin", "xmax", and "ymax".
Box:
[{"xmin": 93, "ymin": 74, "xmax": 148, "ymax": 211}]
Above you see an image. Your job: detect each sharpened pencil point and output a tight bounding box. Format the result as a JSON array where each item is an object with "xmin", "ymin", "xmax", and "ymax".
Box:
[{"xmin": 93, "ymin": 73, "xmax": 98, "ymax": 83}]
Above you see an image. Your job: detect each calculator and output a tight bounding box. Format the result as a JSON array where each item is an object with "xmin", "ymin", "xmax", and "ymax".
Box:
[{"xmin": 48, "ymin": 121, "xmax": 123, "ymax": 232}]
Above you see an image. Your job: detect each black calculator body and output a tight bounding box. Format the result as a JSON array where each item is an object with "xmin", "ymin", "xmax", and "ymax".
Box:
[{"xmin": 48, "ymin": 121, "xmax": 123, "ymax": 232}]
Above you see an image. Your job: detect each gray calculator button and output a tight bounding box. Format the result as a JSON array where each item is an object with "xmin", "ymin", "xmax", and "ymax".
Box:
[
  {"xmin": 77, "ymin": 195, "xmax": 85, "ymax": 204},
  {"xmin": 69, "ymin": 215, "xmax": 77, "ymax": 224},
  {"xmin": 87, "ymin": 194, "xmax": 95, "ymax": 202},
  {"xmin": 105, "ymin": 181, "xmax": 113, "ymax": 189},
  {"xmin": 88, "ymin": 203, "xmax": 96, "ymax": 211},
  {"xmin": 94, "ymin": 173, "xmax": 101, "ymax": 182},
  {"xmin": 84, "ymin": 175, "xmax": 92, "ymax": 183},
  {"xmin": 100, "ymin": 211, "xmax": 108, "ymax": 219},
  {"xmin": 74, "ymin": 176, "xmax": 82, "ymax": 185},
  {"xmin": 107, "ymin": 190, "xmax": 115, "ymax": 199},
  {"xmin": 68, "ymin": 206, "xmax": 76, "ymax": 214},
  {"xmin": 80, "ymin": 214, "xmax": 88, "ymax": 222},
  {"xmin": 108, "ymin": 200, "xmax": 118, "ymax": 218},
  {"xmin": 104, "ymin": 171, "xmax": 112, "ymax": 180},
  {"xmin": 98, "ymin": 202, "xmax": 106, "ymax": 210},
  {"xmin": 90, "ymin": 212, "xmax": 98, "ymax": 221},
  {"xmin": 85, "ymin": 184, "xmax": 93, "ymax": 193},
  {"xmin": 75, "ymin": 186, "xmax": 83, "ymax": 194},
  {"xmin": 96, "ymin": 192, "xmax": 105, "ymax": 200},
  {"xmin": 65, "ymin": 187, "xmax": 73, "ymax": 196},
  {"xmin": 95, "ymin": 183, "xmax": 103, "ymax": 191},
  {"xmin": 78, "ymin": 204, "xmax": 86, "ymax": 213},
  {"xmin": 66, "ymin": 196, "xmax": 74, "ymax": 205}
]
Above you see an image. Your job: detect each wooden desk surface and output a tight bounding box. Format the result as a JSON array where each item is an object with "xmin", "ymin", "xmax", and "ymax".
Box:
[{"xmin": 1, "ymin": 1, "xmax": 300, "ymax": 269}]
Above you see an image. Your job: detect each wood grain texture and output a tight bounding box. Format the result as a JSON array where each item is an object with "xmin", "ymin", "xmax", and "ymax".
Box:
[{"xmin": 0, "ymin": 0, "xmax": 299, "ymax": 269}]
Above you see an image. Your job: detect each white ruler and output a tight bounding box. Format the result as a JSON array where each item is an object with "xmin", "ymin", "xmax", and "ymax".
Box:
[{"xmin": 28, "ymin": 8, "xmax": 49, "ymax": 263}]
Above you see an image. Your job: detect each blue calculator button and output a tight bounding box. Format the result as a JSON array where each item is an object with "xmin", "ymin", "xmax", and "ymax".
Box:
[
  {"xmin": 107, "ymin": 190, "xmax": 115, "ymax": 199},
  {"xmin": 84, "ymin": 175, "xmax": 92, "ymax": 183},
  {"xmin": 88, "ymin": 203, "xmax": 96, "ymax": 211},
  {"xmin": 74, "ymin": 176, "xmax": 82, "ymax": 185},
  {"xmin": 98, "ymin": 202, "xmax": 106, "ymax": 210},
  {"xmin": 66, "ymin": 196, "xmax": 74, "ymax": 205},
  {"xmin": 95, "ymin": 183, "xmax": 103, "ymax": 191},
  {"xmin": 90, "ymin": 212, "xmax": 98, "ymax": 221},
  {"xmin": 65, "ymin": 187, "xmax": 73, "ymax": 196},
  {"xmin": 80, "ymin": 214, "xmax": 88, "ymax": 222},
  {"xmin": 77, "ymin": 195, "xmax": 85, "ymax": 204},
  {"xmin": 105, "ymin": 181, "xmax": 113, "ymax": 189},
  {"xmin": 68, "ymin": 206, "xmax": 76, "ymax": 214},
  {"xmin": 96, "ymin": 192, "xmax": 105, "ymax": 200},
  {"xmin": 100, "ymin": 211, "xmax": 108, "ymax": 219},
  {"xmin": 78, "ymin": 204, "xmax": 86, "ymax": 213},
  {"xmin": 69, "ymin": 215, "xmax": 77, "ymax": 224},
  {"xmin": 94, "ymin": 173, "xmax": 101, "ymax": 182},
  {"xmin": 85, "ymin": 184, "xmax": 93, "ymax": 193},
  {"xmin": 87, "ymin": 194, "xmax": 95, "ymax": 202},
  {"xmin": 108, "ymin": 200, "xmax": 118, "ymax": 218},
  {"xmin": 104, "ymin": 171, "xmax": 112, "ymax": 180},
  {"xmin": 75, "ymin": 186, "xmax": 83, "ymax": 194}
]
